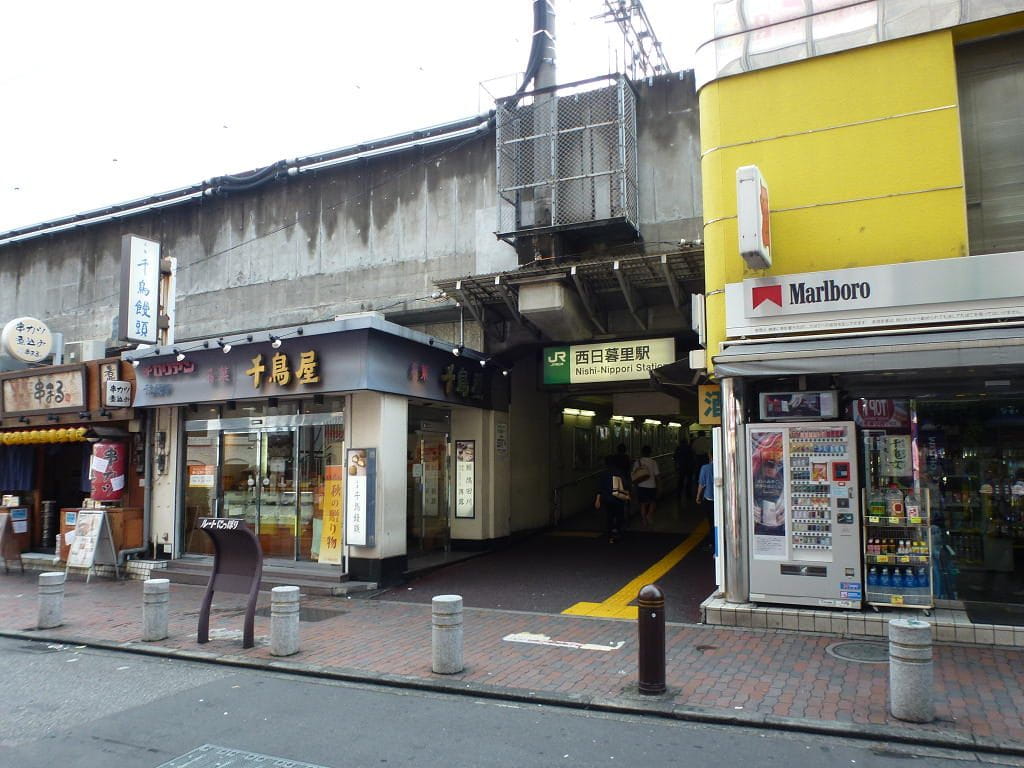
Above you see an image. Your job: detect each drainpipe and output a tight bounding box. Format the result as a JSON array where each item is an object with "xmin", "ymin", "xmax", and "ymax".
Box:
[{"xmin": 721, "ymin": 376, "xmax": 749, "ymax": 603}]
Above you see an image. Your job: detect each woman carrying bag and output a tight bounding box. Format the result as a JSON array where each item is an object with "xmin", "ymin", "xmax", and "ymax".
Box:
[{"xmin": 595, "ymin": 454, "xmax": 630, "ymax": 543}]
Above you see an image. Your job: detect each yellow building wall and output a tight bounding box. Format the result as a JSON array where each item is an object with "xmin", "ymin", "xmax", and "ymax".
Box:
[{"xmin": 700, "ymin": 30, "xmax": 969, "ymax": 368}]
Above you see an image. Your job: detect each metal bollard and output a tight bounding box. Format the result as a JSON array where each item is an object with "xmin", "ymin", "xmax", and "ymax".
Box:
[
  {"xmin": 638, "ymin": 584, "xmax": 666, "ymax": 695},
  {"xmin": 432, "ymin": 595, "xmax": 464, "ymax": 674},
  {"xmin": 142, "ymin": 578, "xmax": 170, "ymax": 641},
  {"xmin": 270, "ymin": 586, "xmax": 301, "ymax": 657},
  {"xmin": 38, "ymin": 571, "xmax": 66, "ymax": 629},
  {"xmin": 888, "ymin": 618, "xmax": 935, "ymax": 723}
]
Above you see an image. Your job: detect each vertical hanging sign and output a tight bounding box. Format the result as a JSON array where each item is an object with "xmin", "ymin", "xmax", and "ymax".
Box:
[
  {"xmin": 119, "ymin": 235, "xmax": 161, "ymax": 344},
  {"xmin": 345, "ymin": 448, "xmax": 376, "ymax": 547},
  {"xmin": 455, "ymin": 440, "xmax": 475, "ymax": 518},
  {"xmin": 318, "ymin": 464, "xmax": 344, "ymax": 564}
]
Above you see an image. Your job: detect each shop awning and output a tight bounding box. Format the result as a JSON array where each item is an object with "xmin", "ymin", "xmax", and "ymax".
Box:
[{"xmin": 712, "ymin": 325, "xmax": 1024, "ymax": 378}]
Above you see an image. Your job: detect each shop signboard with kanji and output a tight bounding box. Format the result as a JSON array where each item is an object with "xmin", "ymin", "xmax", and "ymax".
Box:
[
  {"xmin": 119, "ymin": 235, "xmax": 161, "ymax": 344},
  {"xmin": 0, "ymin": 365, "xmax": 86, "ymax": 416},
  {"xmin": 543, "ymin": 338, "xmax": 676, "ymax": 385},
  {"xmin": 455, "ymin": 440, "xmax": 475, "ymax": 519},
  {"xmin": 698, "ymin": 384, "xmax": 722, "ymax": 425},
  {"xmin": 345, "ymin": 448, "xmax": 376, "ymax": 547}
]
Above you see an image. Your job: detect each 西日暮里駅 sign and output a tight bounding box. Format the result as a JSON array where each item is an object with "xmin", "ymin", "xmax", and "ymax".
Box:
[{"xmin": 543, "ymin": 338, "xmax": 676, "ymax": 385}]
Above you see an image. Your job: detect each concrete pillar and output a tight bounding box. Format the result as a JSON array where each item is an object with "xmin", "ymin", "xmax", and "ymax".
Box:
[
  {"xmin": 888, "ymin": 618, "xmax": 935, "ymax": 723},
  {"xmin": 432, "ymin": 595, "xmax": 464, "ymax": 674},
  {"xmin": 721, "ymin": 376, "xmax": 750, "ymax": 603},
  {"xmin": 142, "ymin": 578, "xmax": 170, "ymax": 641},
  {"xmin": 38, "ymin": 571, "xmax": 65, "ymax": 629},
  {"xmin": 270, "ymin": 586, "xmax": 301, "ymax": 657}
]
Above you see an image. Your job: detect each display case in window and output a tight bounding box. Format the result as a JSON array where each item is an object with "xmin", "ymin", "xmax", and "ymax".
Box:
[{"xmin": 861, "ymin": 427, "xmax": 933, "ymax": 611}]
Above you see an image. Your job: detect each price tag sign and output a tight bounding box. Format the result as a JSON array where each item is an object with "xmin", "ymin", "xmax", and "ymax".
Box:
[
  {"xmin": 909, "ymin": 517, "xmax": 923, "ymax": 524},
  {"xmin": 877, "ymin": 555, "xmax": 889, "ymax": 563},
  {"xmin": 899, "ymin": 556, "xmax": 910, "ymax": 564},
  {"xmin": 888, "ymin": 516, "xmax": 902, "ymax": 524},
  {"xmin": 890, "ymin": 595, "xmax": 904, "ymax": 605},
  {"xmin": 868, "ymin": 516, "xmax": 880, "ymax": 524}
]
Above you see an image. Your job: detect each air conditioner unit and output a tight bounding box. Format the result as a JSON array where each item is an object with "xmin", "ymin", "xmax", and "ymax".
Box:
[{"xmin": 65, "ymin": 339, "xmax": 108, "ymax": 363}]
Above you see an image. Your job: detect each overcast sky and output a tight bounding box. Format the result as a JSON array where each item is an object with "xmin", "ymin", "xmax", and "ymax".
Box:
[{"xmin": 0, "ymin": 1, "xmax": 706, "ymax": 235}]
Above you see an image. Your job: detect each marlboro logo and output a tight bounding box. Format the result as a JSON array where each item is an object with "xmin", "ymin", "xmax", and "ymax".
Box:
[{"xmin": 751, "ymin": 285, "xmax": 783, "ymax": 309}]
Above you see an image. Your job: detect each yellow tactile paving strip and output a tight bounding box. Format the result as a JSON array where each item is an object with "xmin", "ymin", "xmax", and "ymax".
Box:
[{"xmin": 561, "ymin": 521, "xmax": 709, "ymax": 619}]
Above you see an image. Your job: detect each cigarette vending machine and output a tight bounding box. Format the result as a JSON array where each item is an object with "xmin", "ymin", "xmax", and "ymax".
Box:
[{"xmin": 746, "ymin": 421, "xmax": 862, "ymax": 609}]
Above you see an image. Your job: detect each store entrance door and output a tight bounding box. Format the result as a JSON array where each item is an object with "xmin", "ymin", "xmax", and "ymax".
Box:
[
  {"xmin": 186, "ymin": 417, "xmax": 345, "ymax": 562},
  {"xmin": 407, "ymin": 416, "xmax": 451, "ymax": 555}
]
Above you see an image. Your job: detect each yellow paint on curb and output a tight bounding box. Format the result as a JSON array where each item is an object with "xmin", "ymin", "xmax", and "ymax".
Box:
[{"xmin": 562, "ymin": 521, "xmax": 709, "ymax": 619}]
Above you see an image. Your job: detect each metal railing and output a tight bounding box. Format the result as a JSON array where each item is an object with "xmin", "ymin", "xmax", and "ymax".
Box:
[{"xmin": 551, "ymin": 451, "xmax": 677, "ymax": 527}]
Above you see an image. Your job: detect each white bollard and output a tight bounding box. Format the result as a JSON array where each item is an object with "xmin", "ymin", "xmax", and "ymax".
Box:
[
  {"xmin": 888, "ymin": 618, "xmax": 935, "ymax": 723},
  {"xmin": 432, "ymin": 594, "xmax": 464, "ymax": 674},
  {"xmin": 38, "ymin": 571, "xmax": 66, "ymax": 629},
  {"xmin": 270, "ymin": 586, "xmax": 301, "ymax": 657},
  {"xmin": 142, "ymin": 578, "xmax": 170, "ymax": 641}
]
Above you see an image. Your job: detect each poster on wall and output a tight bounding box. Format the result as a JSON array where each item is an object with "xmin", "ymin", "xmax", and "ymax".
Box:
[
  {"xmin": 421, "ymin": 440, "xmax": 444, "ymax": 517},
  {"xmin": 318, "ymin": 464, "xmax": 344, "ymax": 564},
  {"xmin": 455, "ymin": 440, "xmax": 475, "ymax": 519},
  {"xmin": 882, "ymin": 435, "xmax": 913, "ymax": 479},
  {"xmin": 9, "ymin": 508, "xmax": 28, "ymax": 534},
  {"xmin": 345, "ymin": 448, "xmax": 376, "ymax": 547},
  {"xmin": 750, "ymin": 428, "xmax": 787, "ymax": 560}
]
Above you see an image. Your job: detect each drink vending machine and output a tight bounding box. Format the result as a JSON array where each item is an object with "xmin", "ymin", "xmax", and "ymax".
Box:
[{"xmin": 746, "ymin": 421, "xmax": 863, "ymax": 608}]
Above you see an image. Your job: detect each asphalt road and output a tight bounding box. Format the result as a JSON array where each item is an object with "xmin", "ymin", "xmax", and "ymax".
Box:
[{"xmin": 0, "ymin": 637, "xmax": 1017, "ymax": 768}]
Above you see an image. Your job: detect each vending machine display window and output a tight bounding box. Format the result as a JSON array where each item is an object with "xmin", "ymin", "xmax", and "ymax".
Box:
[{"xmin": 746, "ymin": 422, "xmax": 862, "ymax": 609}]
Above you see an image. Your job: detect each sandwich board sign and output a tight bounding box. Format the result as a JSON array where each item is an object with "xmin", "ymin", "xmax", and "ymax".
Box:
[
  {"xmin": 65, "ymin": 509, "xmax": 120, "ymax": 582},
  {"xmin": 0, "ymin": 512, "xmax": 24, "ymax": 574}
]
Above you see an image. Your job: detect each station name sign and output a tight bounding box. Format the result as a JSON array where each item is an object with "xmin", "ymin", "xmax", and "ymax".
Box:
[
  {"xmin": 727, "ymin": 250, "xmax": 1024, "ymax": 337},
  {"xmin": 543, "ymin": 338, "xmax": 676, "ymax": 385}
]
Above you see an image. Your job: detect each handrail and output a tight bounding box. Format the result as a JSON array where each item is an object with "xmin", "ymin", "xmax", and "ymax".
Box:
[{"xmin": 551, "ymin": 451, "xmax": 678, "ymax": 526}]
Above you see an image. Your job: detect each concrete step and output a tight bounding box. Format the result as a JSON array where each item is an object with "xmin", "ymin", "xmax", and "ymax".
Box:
[{"xmin": 160, "ymin": 560, "xmax": 376, "ymax": 596}]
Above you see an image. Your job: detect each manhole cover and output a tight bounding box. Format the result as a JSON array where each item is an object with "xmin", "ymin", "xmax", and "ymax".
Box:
[
  {"xmin": 254, "ymin": 606, "xmax": 347, "ymax": 622},
  {"xmin": 827, "ymin": 640, "xmax": 889, "ymax": 663},
  {"xmin": 157, "ymin": 744, "xmax": 330, "ymax": 767}
]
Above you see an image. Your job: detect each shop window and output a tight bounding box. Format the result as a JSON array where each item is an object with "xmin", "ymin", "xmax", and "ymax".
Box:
[{"xmin": 957, "ymin": 31, "xmax": 1024, "ymax": 255}]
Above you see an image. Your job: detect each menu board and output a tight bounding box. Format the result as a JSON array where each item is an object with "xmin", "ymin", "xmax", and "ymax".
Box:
[{"xmin": 66, "ymin": 510, "xmax": 119, "ymax": 581}]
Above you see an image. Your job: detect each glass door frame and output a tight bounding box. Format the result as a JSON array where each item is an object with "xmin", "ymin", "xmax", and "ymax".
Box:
[{"xmin": 183, "ymin": 411, "xmax": 345, "ymax": 561}]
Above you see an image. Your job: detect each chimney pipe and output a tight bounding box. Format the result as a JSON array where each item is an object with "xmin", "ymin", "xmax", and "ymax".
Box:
[{"xmin": 535, "ymin": 0, "xmax": 556, "ymax": 90}]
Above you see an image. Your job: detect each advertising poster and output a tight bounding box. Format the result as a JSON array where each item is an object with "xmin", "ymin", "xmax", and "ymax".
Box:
[
  {"xmin": 9, "ymin": 508, "xmax": 28, "ymax": 534},
  {"xmin": 882, "ymin": 435, "xmax": 913, "ymax": 478},
  {"xmin": 455, "ymin": 440, "xmax": 475, "ymax": 519},
  {"xmin": 345, "ymin": 448, "xmax": 376, "ymax": 547},
  {"xmin": 67, "ymin": 510, "xmax": 116, "ymax": 569},
  {"xmin": 318, "ymin": 464, "xmax": 344, "ymax": 564},
  {"xmin": 750, "ymin": 428, "xmax": 787, "ymax": 560},
  {"xmin": 187, "ymin": 465, "xmax": 216, "ymax": 488}
]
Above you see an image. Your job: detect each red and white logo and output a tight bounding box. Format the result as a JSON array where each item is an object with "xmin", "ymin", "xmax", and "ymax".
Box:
[{"xmin": 751, "ymin": 284, "xmax": 783, "ymax": 310}]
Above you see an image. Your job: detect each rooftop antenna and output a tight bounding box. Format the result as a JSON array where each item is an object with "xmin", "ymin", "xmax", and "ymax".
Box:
[{"xmin": 596, "ymin": 0, "xmax": 671, "ymax": 80}]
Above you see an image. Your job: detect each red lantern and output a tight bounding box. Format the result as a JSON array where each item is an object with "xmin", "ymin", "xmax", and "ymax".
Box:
[{"xmin": 90, "ymin": 440, "xmax": 127, "ymax": 501}]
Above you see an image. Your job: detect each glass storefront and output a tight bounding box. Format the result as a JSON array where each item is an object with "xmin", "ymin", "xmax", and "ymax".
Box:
[
  {"xmin": 916, "ymin": 397, "xmax": 1024, "ymax": 612},
  {"xmin": 183, "ymin": 411, "xmax": 345, "ymax": 563}
]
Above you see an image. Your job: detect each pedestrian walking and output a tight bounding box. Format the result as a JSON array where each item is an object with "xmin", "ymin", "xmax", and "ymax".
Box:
[
  {"xmin": 632, "ymin": 445, "xmax": 660, "ymax": 526},
  {"xmin": 696, "ymin": 447, "xmax": 715, "ymax": 549},
  {"xmin": 596, "ymin": 455, "xmax": 630, "ymax": 543},
  {"xmin": 673, "ymin": 437, "xmax": 695, "ymax": 504}
]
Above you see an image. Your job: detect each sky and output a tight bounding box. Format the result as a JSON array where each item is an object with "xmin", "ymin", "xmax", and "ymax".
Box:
[{"xmin": 0, "ymin": 1, "xmax": 707, "ymax": 235}]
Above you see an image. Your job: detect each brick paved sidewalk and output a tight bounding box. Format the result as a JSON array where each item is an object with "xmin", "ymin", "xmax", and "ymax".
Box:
[{"xmin": 0, "ymin": 572, "xmax": 1022, "ymax": 755}]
